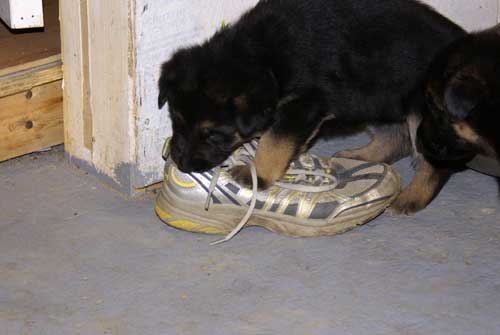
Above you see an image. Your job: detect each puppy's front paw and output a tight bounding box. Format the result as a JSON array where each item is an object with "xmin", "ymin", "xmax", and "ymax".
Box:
[
  {"xmin": 230, "ymin": 165, "xmax": 271, "ymax": 190},
  {"xmin": 386, "ymin": 192, "xmax": 426, "ymax": 216}
]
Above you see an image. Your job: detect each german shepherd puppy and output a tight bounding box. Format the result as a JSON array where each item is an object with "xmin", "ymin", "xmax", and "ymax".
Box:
[
  {"xmin": 158, "ymin": 0, "xmax": 464, "ymax": 209},
  {"xmin": 384, "ymin": 25, "xmax": 500, "ymax": 214}
]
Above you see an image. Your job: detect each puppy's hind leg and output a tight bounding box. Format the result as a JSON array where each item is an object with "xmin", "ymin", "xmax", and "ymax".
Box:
[
  {"xmin": 335, "ymin": 122, "xmax": 413, "ymax": 164},
  {"xmin": 388, "ymin": 156, "xmax": 451, "ymax": 215}
]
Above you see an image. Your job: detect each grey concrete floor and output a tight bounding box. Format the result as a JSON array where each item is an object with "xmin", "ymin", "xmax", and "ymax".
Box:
[{"xmin": 1, "ymin": 135, "xmax": 500, "ymax": 335}]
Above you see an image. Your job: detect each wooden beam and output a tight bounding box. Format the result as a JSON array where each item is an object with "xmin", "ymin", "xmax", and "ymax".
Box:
[{"xmin": 61, "ymin": 0, "xmax": 135, "ymax": 193}]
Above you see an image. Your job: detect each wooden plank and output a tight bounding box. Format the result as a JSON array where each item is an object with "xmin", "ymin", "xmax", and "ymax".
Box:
[
  {"xmin": 0, "ymin": 55, "xmax": 62, "ymax": 98},
  {"xmin": 0, "ymin": 0, "xmax": 59, "ymax": 68},
  {"xmin": 0, "ymin": 80, "xmax": 63, "ymax": 161},
  {"xmin": 60, "ymin": 0, "xmax": 90, "ymax": 162},
  {"xmin": 0, "ymin": 54, "xmax": 60, "ymax": 77}
]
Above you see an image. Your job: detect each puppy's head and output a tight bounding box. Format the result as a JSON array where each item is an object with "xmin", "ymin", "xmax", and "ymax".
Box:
[
  {"xmin": 423, "ymin": 33, "xmax": 500, "ymax": 161},
  {"xmin": 158, "ymin": 46, "xmax": 278, "ymax": 172}
]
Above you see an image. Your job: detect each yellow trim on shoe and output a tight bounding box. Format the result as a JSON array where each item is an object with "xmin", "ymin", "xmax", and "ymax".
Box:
[
  {"xmin": 169, "ymin": 220, "xmax": 222, "ymax": 235},
  {"xmin": 154, "ymin": 203, "xmax": 172, "ymax": 220},
  {"xmin": 154, "ymin": 199, "xmax": 223, "ymax": 235},
  {"xmin": 170, "ymin": 167, "xmax": 197, "ymax": 188}
]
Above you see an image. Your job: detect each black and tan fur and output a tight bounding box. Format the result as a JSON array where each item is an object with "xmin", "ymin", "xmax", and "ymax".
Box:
[
  {"xmin": 158, "ymin": 0, "xmax": 464, "ymax": 191},
  {"xmin": 397, "ymin": 25, "xmax": 500, "ymax": 213},
  {"xmin": 342, "ymin": 25, "xmax": 500, "ymax": 214}
]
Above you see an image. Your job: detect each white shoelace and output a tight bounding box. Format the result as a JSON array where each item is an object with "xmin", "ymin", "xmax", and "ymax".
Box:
[{"xmin": 205, "ymin": 144, "xmax": 339, "ymax": 245}]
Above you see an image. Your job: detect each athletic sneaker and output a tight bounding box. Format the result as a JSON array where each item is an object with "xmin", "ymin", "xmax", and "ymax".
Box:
[{"xmin": 154, "ymin": 138, "xmax": 400, "ymax": 244}]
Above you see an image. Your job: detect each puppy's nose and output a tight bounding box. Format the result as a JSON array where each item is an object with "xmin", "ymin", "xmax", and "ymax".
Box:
[
  {"xmin": 172, "ymin": 155, "xmax": 192, "ymax": 173},
  {"xmin": 177, "ymin": 157, "xmax": 195, "ymax": 173}
]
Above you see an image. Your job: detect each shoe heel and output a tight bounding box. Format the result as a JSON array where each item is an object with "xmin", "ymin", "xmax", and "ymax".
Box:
[{"xmin": 154, "ymin": 191, "xmax": 230, "ymax": 235}]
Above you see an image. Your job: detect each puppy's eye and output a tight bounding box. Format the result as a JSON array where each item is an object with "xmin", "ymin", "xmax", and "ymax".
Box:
[
  {"xmin": 200, "ymin": 128, "xmax": 227, "ymax": 144},
  {"xmin": 207, "ymin": 132, "xmax": 224, "ymax": 143}
]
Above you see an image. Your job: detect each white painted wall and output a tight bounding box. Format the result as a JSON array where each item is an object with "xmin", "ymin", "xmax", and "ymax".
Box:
[
  {"xmin": 131, "ymin": 0, "xmax": 500, "ymax": 189},
  {"xmin": 0, "ymin": 0, "xmax": 44, "ymax": 29},
  {"xmin": 133, "ymin": 0, "xmax": 259, "ymax": 187},
  {"xmin": 423, "ymin": 0, "xmax": 498, "ymax": 31}
]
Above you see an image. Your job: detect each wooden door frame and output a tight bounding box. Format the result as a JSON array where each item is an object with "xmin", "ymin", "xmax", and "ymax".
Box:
[{"xmin": 60, "ymin": 0, "xmax": 138, "ymax": 195}]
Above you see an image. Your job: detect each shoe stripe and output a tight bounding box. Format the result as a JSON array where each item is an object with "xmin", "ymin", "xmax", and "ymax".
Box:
[
  {"xmin": 309, "ymin": 201, "xmax": 339, "ymax": 219},
  {"xmin": 200, "ymin": 173, "xmax": 241, "ymax": 206},
  {"xmin": 262, "ymin": 188, "xmax": 280, "ymax": 211},
  {"xmin": 269, "ymin": 203, "xmax": 280, "ymax": 212},
  {"xmin": 353, "ymin": 172, "xmax": 389, "ymax": 198},
  {"xmin": 225, "ymin": 183, "xmax": 240, "ymax": 195},
  {"xmin": 189, "ymin": 174, "xmax": 222, "ymax": 204},
  {"xmin": 342, "ymin": 173, "xmax": 383, "ymax": 183},
  {"xmin": 343, "ymin": 162, "xmax": 383, "ymax": 175},
  {"xmin": 276, "ymin": 191, "xmax": 298, "ymax": 214},
  {"xmin": 254, "ymin": 200, "xmax": 266, "ymax": 210},
  {"xmin": 337, "ymin": 165, "xmax": 388, "ymax": 197},
  {"xmin": 328, "ymin": 194, "xmax": 393, "ymax": 219},
  {"xmin": 284, "ymin": 203, "xmax": 298, "ymax": 216}
]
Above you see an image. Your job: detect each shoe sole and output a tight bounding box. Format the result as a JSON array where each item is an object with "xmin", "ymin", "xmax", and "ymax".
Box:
[{"xmin": 154, "ymin": 171, "xmax": 400, "ymax": 237}]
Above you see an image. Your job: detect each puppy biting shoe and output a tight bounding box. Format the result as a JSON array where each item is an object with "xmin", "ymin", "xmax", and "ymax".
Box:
[{"xmin": 154, "ymin": 138, "xmax": 400, "ymax": 244}]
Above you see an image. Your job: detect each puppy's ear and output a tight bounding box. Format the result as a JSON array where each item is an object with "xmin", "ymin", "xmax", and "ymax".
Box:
[
  {"xmin": 158, "ymin": 48, "xmax": 202, "ymax": 109},
  {"xmin": 158, "ymin": 61, "xmax": 175, "ymax": 109},
  {"xmin": 444, "ymin": 72, "xmax": 488, "ymax": 121}
]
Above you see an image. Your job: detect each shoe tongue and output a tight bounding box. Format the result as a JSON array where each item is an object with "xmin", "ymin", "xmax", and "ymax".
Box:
[{"xmin": 232, "ymin": 140, "xmax": 258, "ymax": 160}]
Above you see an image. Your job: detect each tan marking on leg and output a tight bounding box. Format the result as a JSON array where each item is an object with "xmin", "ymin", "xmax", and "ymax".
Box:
[
  {"xmin": 388, "ymin": 157, "xmax": 443, "ymax": 215},
  {"xmin": 453, "ymin": 122, "xmax": 496, "ymax": 156},
  {"xmin": 407, "ymin": 112, "xmax": 422, "ymax": 159},
  {"xmin": 453, "ymin": 122, "xmax": 481, "ymax": 144},
  {"xmin": 254, "ymin": 132, "xmax": 296, "ymax": 188}
]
